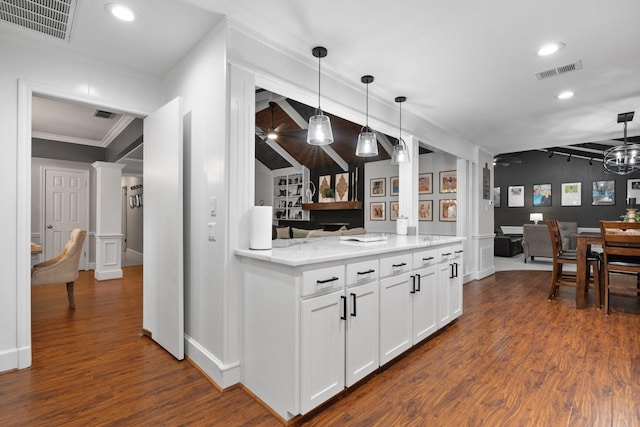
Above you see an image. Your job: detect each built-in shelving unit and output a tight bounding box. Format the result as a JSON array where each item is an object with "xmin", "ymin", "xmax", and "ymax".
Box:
[{"xmin": 273, "ymin": 167, "xmax": 309, "ymax": 221}]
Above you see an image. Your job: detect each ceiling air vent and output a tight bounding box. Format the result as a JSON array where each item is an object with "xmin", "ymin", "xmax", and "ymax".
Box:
[
  {"xmin": 535, "ymin": 60, "xmax": 583, "ymax": 80},
  {"xmin": 94, "ymin": 109, "xmax": 115, "ymax": 119},
  {"xmin": 0, "ymin": 0, "xmax": 77, "ymax": 42}
]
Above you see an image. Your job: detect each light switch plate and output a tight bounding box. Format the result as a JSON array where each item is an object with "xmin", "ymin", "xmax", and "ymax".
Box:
[
  {"xmin": 208, "ymin": 222, "xmax": 216, "ymax": 241},
  {"xmin": 210, "ymin": 197, "xmax": 217, "ymax": 216}
]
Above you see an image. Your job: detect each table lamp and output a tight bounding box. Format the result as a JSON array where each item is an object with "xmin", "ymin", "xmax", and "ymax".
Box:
[{"xmin": 530, "ymin": 213, "xmax": 543, "ymax": 225}]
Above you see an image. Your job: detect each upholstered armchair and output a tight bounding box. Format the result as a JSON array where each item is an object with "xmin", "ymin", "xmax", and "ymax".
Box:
[{"xmin": 31, "ymin": 228, "xmax": 87, "ymax": 309}]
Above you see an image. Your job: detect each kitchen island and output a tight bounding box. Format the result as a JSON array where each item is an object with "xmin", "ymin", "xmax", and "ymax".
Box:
[{"xmin": 235, "ymin": 234, "xmax": 464, "ymax": 422}]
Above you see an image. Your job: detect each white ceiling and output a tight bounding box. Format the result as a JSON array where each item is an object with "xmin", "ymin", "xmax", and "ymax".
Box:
[{"xmin": 6, "ymin": 0, "xmax": 640, "ymax": 157}]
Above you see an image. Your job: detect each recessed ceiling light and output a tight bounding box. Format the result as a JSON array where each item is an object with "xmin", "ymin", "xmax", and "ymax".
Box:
[
  {"xmin": 105, "ymin": 3, "xmax": 136, "ymax": 22},
  {"xmin": 557, "ymin": 91, "xmax": 574, "ymax": 100},
  {"xmin": 538, "ymin": 42, "xmax": 565, "ymax": 56}
]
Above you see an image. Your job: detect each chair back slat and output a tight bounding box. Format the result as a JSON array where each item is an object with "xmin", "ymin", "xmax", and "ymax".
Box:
[
  {"xmin": 600, "ymin": 221, "xmax": 640, "ymax": 258},
  {"xmin": 546, "ymin": 219, "xmax": 564, "ymax": 258}
]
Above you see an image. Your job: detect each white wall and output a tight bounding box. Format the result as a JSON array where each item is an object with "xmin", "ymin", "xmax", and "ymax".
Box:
[
  {"xmin": 162, "ymin": 21, "xmax": 235, "ymax": 385},
  {"xmin": 0, "ymin": 32, "xmax": 162, "ymax": 371},
  {"xmin": 255, "ymin": 160, "xmax": 273, "ymax": 207}
]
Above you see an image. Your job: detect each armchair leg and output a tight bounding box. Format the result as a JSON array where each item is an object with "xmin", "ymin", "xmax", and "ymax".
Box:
[{"xmin": 66, "ymin": 281, "xmax": 76, "ymax": 309}]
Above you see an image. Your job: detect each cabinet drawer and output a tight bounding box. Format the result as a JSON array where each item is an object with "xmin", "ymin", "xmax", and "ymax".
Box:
[
  {"xmin": 379, "ymin": 253, "xmax": 412, "ymax": 278},
  {"xmin": 302, "ymin": 265, "xmax": 345, "ymax": 297},
  {"xmin": 438, "ymin": 246, "xmax": 455, "ymax": 263},
  {"xmin": 346, "ymin": 259, "xmax": 379, "ymax": 286},
  {"xmin": 452, "ymin": 244, "xmax": 464, "ymax": 259},
  {"xmin": 413, "ymin": 249, "xmax": 439, "ymax": 268}
]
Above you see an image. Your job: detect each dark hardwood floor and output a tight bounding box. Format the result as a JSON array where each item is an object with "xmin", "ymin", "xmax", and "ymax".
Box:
[{"xmin": 1, "ymin": 266, "xmax": 639, "ymax": 426}]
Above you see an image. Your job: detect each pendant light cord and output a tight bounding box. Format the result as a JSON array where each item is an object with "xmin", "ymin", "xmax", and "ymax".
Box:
[
  {"xmin": 399, "ymin": 101, "xmax": 402, "ymax": 143},
  {"xmin": 317, "ymin": 54, "xmax": 321, "ymax": 113}
]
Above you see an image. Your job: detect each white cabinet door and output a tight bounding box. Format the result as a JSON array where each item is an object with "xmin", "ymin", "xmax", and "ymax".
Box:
[
  {"xmin": 301, "ymin": 290, "xmax": 345, "ymax": 414},
  {"xmin": 450, "ymin": 257, "xmax": 463, "ymax": 321},
  {"xmin": 345, "ymin": 281, "xmax": 379, "ymax": 387},
  {"xmin": 379, "ymin": 272, "xmax": 412, "ymax": 365},
  {"xmin": 411, "ymin": 265, "xmax": 438, "ymax": 344},
  {"xmin": 437, "ymin": 261, "xmax": 452, "ymax": 328}
]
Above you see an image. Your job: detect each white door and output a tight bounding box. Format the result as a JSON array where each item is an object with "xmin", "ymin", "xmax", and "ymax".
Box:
[
  {"xmin": 143, "ymin": 97, "xmax": 184, "ymax": 360},
  {"xmin": 412, "ymin": 265, "xmax": 438, "ymax": 344},
  {"xmin": 379, "ymin": 273, "xmax": 412, "ymax": 365},
  {"xmin": 44, "ymin": 169, "xmax": 88, "ymax": 268},
  {"xmin": 345, "ymin": 281, "xmax": 379, "ymax": 387}
]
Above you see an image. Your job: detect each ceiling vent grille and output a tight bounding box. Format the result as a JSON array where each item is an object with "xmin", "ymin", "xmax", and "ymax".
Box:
[
  {"xmin": 94, "ymin": 109, "xmax": 115, "ymax": 119},
  {"xmin": 535, "ymin": 60, "xmax": 583, "ymax": 80},
  {"xmin": 0, "ymin": 0, "xmax": 77, "ymax": 42}
]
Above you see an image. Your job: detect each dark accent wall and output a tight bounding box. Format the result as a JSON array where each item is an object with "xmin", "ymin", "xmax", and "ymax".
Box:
[
  {"xmin": 32, "ymin": 138, "xmax": 105, "ymax": 162},
  {"xmin": 494, "ymin": 150, "xmax": 640, "ymax": 228}
]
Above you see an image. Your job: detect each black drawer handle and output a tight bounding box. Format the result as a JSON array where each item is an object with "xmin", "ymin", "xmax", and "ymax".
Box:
[
  {"xmin": 317, "ymin": 276, "xmax": 339, "ymax": 284},
  {"xmin": 392, "ymin": 262, "xmax": 407, "ymax": 268},
  {"xmin": 340, "ymin": 295, "xmax": 346, "ymax": 320},
  {"xmin": 442, "ymin": 252, "xmax": 452, "ymax": 256},
  {"xmin": 410, "ymin": 275, "xmax": 416, "ymax": 294},
  {"xmin": 455, "ymin": 250, "xmax": 464, "ymax": 254},
  {"xmin": 416, "ymin": 273, "xmax": 421, "ymax": 292},
  {"xmin": 357, "ymin": 269, "xmax": 375, "ymax": 275},
  {"xmin": 422, "ymin": 256, "xmax": 434, "ymax": 261},
  {"xmin": 350, "ymin": 293, "xmax": 357, "ymax": 317}
]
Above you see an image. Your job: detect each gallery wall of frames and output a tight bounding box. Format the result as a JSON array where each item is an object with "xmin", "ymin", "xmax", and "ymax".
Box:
[{"xmin": 494, "ymin": 150, "xmax": 640, "ymax": 228}]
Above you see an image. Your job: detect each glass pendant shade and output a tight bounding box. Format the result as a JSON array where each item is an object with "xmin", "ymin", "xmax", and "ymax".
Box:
[
  {"xmin": 307, "ymin": 113, "xmax": 334, "ymax": 145},
  {"xmin": 356, "ymin": 127, "xmax": 378, "ymax": 157},
  {"xmin": 390, "ymin": 138, "xmax": 409, "ymax": 164}
]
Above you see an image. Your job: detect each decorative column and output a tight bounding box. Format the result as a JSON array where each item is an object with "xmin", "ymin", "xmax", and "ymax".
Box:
[{"xmin": 92, "ymin": 161, "xmax": 126, "ymax": 280}]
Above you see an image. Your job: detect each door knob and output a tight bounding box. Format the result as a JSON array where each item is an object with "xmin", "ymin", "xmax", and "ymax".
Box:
[{"xmin": 47, "ymin": 225, "xmax": 53, "ymax": 229}]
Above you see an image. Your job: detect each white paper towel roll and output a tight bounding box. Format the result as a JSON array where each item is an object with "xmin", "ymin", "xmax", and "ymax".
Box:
[
  {"xmin": 250, "ymin": 206, "xmax": 273, "ymax": 250},
  {"xmin": 396, "ymin": 217, "xmax": 408, "ymax": 235}
]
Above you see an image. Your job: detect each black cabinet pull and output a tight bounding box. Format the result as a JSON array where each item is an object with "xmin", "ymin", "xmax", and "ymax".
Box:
[
  {"xmin": 317, "ymin": 276, "xmax": 339, "ymax": 284},
  {"xmin": 454, "ymin": 262, "xmax": 459, "ymax": 278},
  {"xmin": 350, "ymin": 293, "xmax": 357, "ymax": 317},
  {"xmin": 357, "ymin": 269, "xmax": 375, "ymax": 275},
  {"xmin": 455, "ymin": 250, "xmax": 464, "ymax": 254},
  {"xmin": 450, "ymin": 264, "xmax": 454, "ymax": 279},
  {"xmin": 442, "ymin": 252, "xmax": 452, "ymax": 256},
  {"xmin": 340, "ymin": 295, "xmax": 346, "ymax": 320},
  {"xmin": 410, "ymin": 275, "xmax": 416, "ymax": 294},
  {"xmin": 422, "ymin": 256, "xmax": 434, "ymax": 261},
  {"xmin": 392, "ymin": 262, "xmax": 407, "ymax": 268},
  {"xmin": 416, "ymin": 273, "xmax": 421, "ymax": 292}
]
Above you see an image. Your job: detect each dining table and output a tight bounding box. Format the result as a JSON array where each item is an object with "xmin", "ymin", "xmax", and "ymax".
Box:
[{"xmin": 575, "ymin": 231, "xmax": 602, "ymax": 309}]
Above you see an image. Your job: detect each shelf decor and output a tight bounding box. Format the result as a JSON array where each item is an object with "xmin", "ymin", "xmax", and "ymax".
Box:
[
  {"xmin": 335, "ymin": 173, "xmax": 349, "ymax": 202},
  {"xmin": 318, "ymin": 175, "xmax": 332, "ymax": 203}
]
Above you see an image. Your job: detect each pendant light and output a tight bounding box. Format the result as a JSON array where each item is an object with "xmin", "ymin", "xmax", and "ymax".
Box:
[
  {"xmin": 307, "ymin": 46, "xmax": 334, "ymax": 146},
  {"xmin": 355, "ymin": 75, "xmax": 378, "ymax": 157},
  {"xmin": 390, "ymin": 96, "xmax": 409, "ymax": 164},
  {"xmin": 603, "ymin": 111, "xmax": 639, "ymax": 175},
  {"xmin": 266, "ymin": 102, "xmax": 278, "ymax": 140}
]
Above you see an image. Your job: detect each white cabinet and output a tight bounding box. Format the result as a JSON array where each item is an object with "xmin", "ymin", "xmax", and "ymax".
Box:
[
  {"xmin": 411, "ymin": 264, "xmax": 438, "ymax": 344},
  {"xmin": 437, "ymin": 245, "xmax": 463, "ymax": 328},
  {"xmin": 301, "ymin": 289, "xmax": 345, "ymax": 414},
  {"xmin": 273, "ymin": 167, "xmax": 309, "ymax": 221},
  {"xmin": 345, "ymin": 281, "xmax": 379, "ymax": 386}
]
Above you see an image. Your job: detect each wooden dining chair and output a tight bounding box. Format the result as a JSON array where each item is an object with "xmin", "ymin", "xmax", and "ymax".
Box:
[
  {"xmin": 599, "ymin": 221, "xmax": 640, "ymax": 314},
  {"xmin": 547, "ymin": 220, "xmax": 601, "ymax": 307}
]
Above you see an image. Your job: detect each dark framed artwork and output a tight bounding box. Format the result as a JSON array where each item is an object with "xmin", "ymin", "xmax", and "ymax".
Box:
[
  {"xmin": 418, "ymin": 200, "xmax": 433, "ymax": 221},
  {"xmin": 439, "ymin": 170, "xmax": 457, "ymax": 193},
  {"xmin": 418, "ymin": 173, "xmax": 433, "ymax": 194},
  {"xmin": 439, "ymin": 199, "xmax": 457, "ymax": 221},
  {"xmin": 561, "ymin": 182, "xmax": 581, "ymax": 206},
  {"xmin": 370, "ymin": 178, "xmax": 386, "ymax": 197},
  {"xmin": 370, "ymin": 202, "xmax": 386, "ymax": 220},
  {"xmin": 507, "ymin": 185, "xmax": 524, "ymax": 207},
  {"xmin": 532, "ymin": 183, "xmax": 552, "ymax": 207},
  {"xmin": 592, "ymin": 180, "xmax": 615, "ymax": 206}
]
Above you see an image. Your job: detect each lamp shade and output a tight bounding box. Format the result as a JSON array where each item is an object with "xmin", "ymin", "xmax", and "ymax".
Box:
[
  {"xmin": 390, "ymin": 139, "xmax": 409, "ymax": 164},
  {"xmin": 307, "ymin": 113, "xmax": 334, "ymax": 145},
  {"xmin": 530, "ymin": 213, "xmax": 543, "ymax": 224},
  {"xmin": 355, "ymin": 128, "xmax": 378, "ymax": 157}
]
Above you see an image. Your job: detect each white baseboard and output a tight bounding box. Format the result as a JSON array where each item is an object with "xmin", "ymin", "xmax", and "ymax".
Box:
[
  {"xmin": 185, "ymin": 334, "xmax": 240, "ymax": 389},
  {"xmin": 94, "ymin": 269, "xmax": 123, "ymax": 281}
]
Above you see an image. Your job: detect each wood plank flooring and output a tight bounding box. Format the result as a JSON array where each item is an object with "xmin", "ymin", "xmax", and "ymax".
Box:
[{"xmin": 1, "ymin": 267, "xmax": 639, "ymax": 426}]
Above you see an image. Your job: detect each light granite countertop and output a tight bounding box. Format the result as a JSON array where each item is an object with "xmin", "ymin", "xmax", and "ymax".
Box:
[{"xmin": 235, "ymin": 233, "xmax": 464, "ymax": 267}]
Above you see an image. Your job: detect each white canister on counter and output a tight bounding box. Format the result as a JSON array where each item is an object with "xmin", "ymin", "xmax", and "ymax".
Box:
[{"xmin": 396, "ymin": 216, "xmax": 408, "ymax": 235}]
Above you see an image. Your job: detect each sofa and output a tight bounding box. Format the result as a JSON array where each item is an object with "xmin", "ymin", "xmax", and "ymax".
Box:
[
  {"xmin": 273, "ymin": 225, "xmax": 366, "ymax": 239},
  {"xmin": 494, "ymin": 225, "xmax": 524, "ymax": 257},
  {"xmin": 522, "ymin": 221, "xmax": 577, "ymax": 263}
]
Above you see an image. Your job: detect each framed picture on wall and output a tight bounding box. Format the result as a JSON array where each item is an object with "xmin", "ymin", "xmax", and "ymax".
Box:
[
  {"xmin": 390, "ymin": 176, "xmax": 400, "ymax": 196},
  {"xmin": 439, "ymin": 199, "xmax": 457, "ymax": 221},
  {"xmin": 390, "ymin": 201, "xmax": 399, "ymax": 220},
  {"xmin": 561, "ymin": 182, "xmax": 581, "ymax": 206},
  {"xmin": 318, "ymin": 174, "xmax": 332, "ymax": 203},
  {"xmin": 493, "ymin": 187, "xmax": 501, "ymax": 208},
  {"xmin": 627, "ymin": 178, "xmax": 640, "ymax": 204},
  {"xmin": 418, "ymin": 173, "xmax": 433, "ymax": 194},
  {"xmin": 334, "ymin": 173, "xmax": 349, "ymax": 202},
  {"xmin": 418, "ymin": 200, "xmax": 433, "ymax": 221},
  {"xmin": 532, "ymin": 183, "xmax": 552, "ymax": 207},
  {"xmin": 370, "ymin": 178, "xmax": 386, "ymax": 197},
  {"xmin": 507, "ymin": 185, "xmax": 525, "ymax": 207},
  {"xmin": 592, "ymin": 180, "xmax": 615, "ymax": 206},
  {"xmin": 439, "ymin": 170, "xmax": 457, "ymax": 193},
  {"xmin": 370, "ymin": 202, "xmax": 386, "ymax": 221}
]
